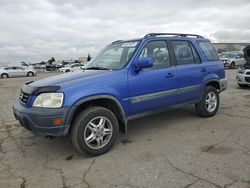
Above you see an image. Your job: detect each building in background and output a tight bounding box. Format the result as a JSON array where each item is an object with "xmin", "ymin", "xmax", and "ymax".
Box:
[
  {"xmin": 79, "ymin": 56, "xmax": 88, "ymax": 64},
  {"xmin": 213, "ymin": 43, "xmax": 250, "ymax": 54}
]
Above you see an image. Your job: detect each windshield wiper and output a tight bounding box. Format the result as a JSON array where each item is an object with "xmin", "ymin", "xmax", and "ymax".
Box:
[{"xmin": 85, "ymin": 66, "xmax": 109, "ymax": 70}]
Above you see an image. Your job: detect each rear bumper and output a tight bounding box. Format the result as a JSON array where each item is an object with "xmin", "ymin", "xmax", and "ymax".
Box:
[
  {"xmin": 220, "ymin": 78, "xmax": 228, "ymax": 92},
  {"xmin": 13, "ymin": 102, "xmax": 71, "ymax": 137}
]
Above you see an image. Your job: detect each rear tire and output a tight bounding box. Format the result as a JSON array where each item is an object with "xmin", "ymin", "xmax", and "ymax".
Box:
[
  {"xmin": 65, "ymin": 69, "xmax": 70, "ymax": 73},
  {"xmin": 71, "ymin": 106, "xmax": 119, "ymax": 156},
  {"xmin": 230, "ymin": 62, "xmax": 235, "ymax": 69},
  {"xmin": 195, "ymin": 86, "xmax": 219, "ymax": 117},
  {"xmin": 27, "ymin": 72, "xmax": 34, "ymax": 77},
  {"xmin": 1, "ymin": 73, "xmax": 8, "ymax": 79}
]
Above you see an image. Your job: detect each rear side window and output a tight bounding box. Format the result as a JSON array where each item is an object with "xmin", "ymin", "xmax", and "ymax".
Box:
[
  {"xmin": 171, "ymin": 41, "xmax": 200, "ymax": 65},
  {"xmin": 198, "ymin": 41, "xmax": 219, "ymax": 61}
]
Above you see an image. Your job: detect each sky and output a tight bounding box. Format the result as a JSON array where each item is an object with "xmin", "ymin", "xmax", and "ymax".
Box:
[{"xmin": 0, "ymin": 0, "xmax": 250, "ymax": 64}]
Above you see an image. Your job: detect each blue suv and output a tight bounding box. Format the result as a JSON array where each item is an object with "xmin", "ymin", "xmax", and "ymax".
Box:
[{"xmin": 13, "ymin": 33, "xmax": 227, "ymax": 156}]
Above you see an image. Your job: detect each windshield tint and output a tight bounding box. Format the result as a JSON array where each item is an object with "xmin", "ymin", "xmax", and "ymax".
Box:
[
  {"xmin": 221, "ymin": 53, "xmax": 235, "ymax": 58},
  {"xmin": 85, "ymin": 41, "xmax": 139, "ymax": 70}
]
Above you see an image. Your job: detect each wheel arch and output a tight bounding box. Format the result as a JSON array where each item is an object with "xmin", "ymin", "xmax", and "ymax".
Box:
[
  {"xmin": 1, "ymin": 72, "xmax": 9, "ymax": 78},
  {"xmin": 205, "ymin": 80, "xmax": 220, "ymax": 91},
  {"xmin": 199, "ymin": 79, "xmax": 220, "ymax": 101},
  {"xmin": 66, "ymin": 95, "xmax": 127, "ymax": 134},
  {"xmin": 27, "ymin": 71, "xmax": 34, "ymax": 76},
  {"xmin": 230, "ymin": 61, "xmax": 235, "ymax": 68}
]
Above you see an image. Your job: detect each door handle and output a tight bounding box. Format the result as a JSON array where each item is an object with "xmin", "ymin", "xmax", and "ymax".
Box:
[
  {"xmin": 201, "ymin": 68, "xmax": 207, "ymax": 72},
  {"xmin": 165, "ymin": 73, "xmax": 174, "ymax": 78}
]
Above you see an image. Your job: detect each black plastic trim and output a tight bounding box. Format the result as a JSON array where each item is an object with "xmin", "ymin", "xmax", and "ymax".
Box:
[{"xmin": 22, "ymin": 85, "xmax": 61, "ymax": 96}]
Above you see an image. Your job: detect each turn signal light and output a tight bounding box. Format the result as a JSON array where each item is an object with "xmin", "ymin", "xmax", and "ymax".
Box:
[{"xmin": 53, "ymin": 118, "xmax": 62, "ymax": 126}]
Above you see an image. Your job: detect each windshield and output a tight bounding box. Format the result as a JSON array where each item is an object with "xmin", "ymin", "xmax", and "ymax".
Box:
[
  {"xmin": 85, "ymin": 41, "xmax": 139, "ymax": 70},
  {"xmin": 221, "ymin": 53, "xmax": 235, "ymax": 58}
]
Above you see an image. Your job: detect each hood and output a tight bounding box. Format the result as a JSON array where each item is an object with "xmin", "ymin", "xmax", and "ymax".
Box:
[
  {"xmin": 22, "ymin": 70, "xmax": 109, "ymax": 95},
  {"xmin": 220, "ymin": 58, "xmax": 230, "ymax": 61},
  {"xmin": 22, "ymin": 70, "xmax": 127, "ymax": 95},
  {"xmin": 243, "ymin": 64, "xmax": 250, "ymax": 69},
  {"xmin": 30, "ymin": 70, "xmax": 107, "ymax": 88}
]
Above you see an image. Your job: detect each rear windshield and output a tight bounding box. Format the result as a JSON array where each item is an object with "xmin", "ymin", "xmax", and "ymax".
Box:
[{"xmin": 197, "ymin": 41, "xmax": 219, "ymax": 61}]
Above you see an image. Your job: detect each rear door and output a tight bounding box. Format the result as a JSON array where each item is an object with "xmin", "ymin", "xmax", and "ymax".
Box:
[
  {"xmin": 170, "ymin": 40, "xmax": 204, "ymax": 103},
  {"xmin": 5, "ymin": 67, "xmax": 17, "ymax": 77},
  {"xmin": 128, "ymin": 40, "xmax": 178, "ymax": 115}
]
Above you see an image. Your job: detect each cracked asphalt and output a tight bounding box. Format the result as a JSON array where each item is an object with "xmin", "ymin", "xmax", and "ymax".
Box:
[{"xmin": 0, "ymin": 70, "xmax": 250, "ymax": 188}]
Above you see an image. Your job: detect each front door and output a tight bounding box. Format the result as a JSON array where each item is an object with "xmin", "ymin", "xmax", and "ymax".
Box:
[
  {"xmin": 15, "ymin": 66, "xmax": 27, "ymax": 76},
  {"xmin": 128, "ymin": 40, "xmax": 178, "ymax": 115}
]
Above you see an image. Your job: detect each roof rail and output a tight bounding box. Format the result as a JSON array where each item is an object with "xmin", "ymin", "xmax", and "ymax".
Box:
[
  {"xmin": 144, "ymin": 33, "xmax": 204, "ymax": 38},
  {"xmin": 111, "ymin": 40, "xmax": 123, "ymax": 44}
]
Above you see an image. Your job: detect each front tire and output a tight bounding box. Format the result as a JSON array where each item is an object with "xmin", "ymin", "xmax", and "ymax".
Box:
[
  {"xmin": 230, "ymin": 62, "xmax": 235, "ymax": 69},
  {"xmin": 71, "ymin": 106, "xmax": 119, "ymax": 156},
  {"xmin": 1, "ymin": 73, "xmax": 8, "ymax": 79},
  {"xmin": 195, "ymin": 86, "xmax": 219, "ymax": 117}
]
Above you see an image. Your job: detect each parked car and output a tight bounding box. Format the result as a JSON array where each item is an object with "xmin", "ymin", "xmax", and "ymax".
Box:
[
  {"xmin": 220, "ymin": 51, "xmax": 245, "ymax": 69},
  {"xmin": 45, "ymin": 64, "xmax": 58, "ymax": 71},
  {"xmin": 0, "ymin": 66, "xmax": 37, "ymax": 79},
  {"xmin": 13, "ymin": 33, "xmax": 227, "ymax": 156},
  {"xmin": 59, "ymin": 63, "xmax": 85, "ymax": 73},
  {"xmin": 236, "ymin": 45, "xmax": 250, "ymax": 88},
  {"xmin": 33, "ymin": 64, "xmax": 46, "ymax": 69}
]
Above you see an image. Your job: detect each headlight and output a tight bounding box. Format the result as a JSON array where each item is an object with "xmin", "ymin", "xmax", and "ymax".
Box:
[
  {"xmin": 33, "ymin": 93, "xmax": 64, "ymax": 108},
  {"xmin": 238, "ymin": 68, "xmax": 245, "ymax": 74}
]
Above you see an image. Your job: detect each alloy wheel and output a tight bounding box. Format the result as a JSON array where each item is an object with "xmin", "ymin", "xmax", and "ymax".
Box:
[
  {"xmin": 205, "ymin": 91, "xmax": 217, "ymax": 113},
  {"xmin": 83, "ymin": 116, "xmax": 113, "ymax": 150}
]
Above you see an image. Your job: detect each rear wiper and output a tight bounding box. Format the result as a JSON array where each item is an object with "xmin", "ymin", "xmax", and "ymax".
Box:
[{"xmin": 85, "ymin": 66, "xmax": 109, "ymax": 70}]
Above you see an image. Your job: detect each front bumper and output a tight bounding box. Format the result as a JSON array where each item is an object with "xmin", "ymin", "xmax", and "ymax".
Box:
[
  {"xmin": 236, "ymin": 72, "xmax": 250, "ymax": 85},
  {"xmin": 13, "ymin": 102, "xmax": 71, "ymax": 137},
  {"xmin": 220, "ymin": 78, "xmax": 228, "ymax": 92}
]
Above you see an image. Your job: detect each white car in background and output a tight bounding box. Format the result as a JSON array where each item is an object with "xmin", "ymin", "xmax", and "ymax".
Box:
[
  {"xmin": 0, "ymin": 66, "xmax": 37, "ymax": 79},
  {"xmin": 59, "ymin": 63, "xmax": 85, "ymax": 73},
  {"xmin": 236, "ymin": 64, "xmax": 250, "ymax": 88},
  {"xmin": 236, "ymin": 46, "xmax": 250, "ymax": 88},
  {"xmin": 220, "ymin": 52, "xmax": 246, "ymax": 69}
]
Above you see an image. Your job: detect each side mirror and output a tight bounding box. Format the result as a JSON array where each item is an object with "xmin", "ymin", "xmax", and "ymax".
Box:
[
  {"xmin": 135, "ymin": 57, "xmax": 153, "ymax": 72},
  {"xmin": 236, "ymin": 55, "xmax": 240, "ymax": 59}
]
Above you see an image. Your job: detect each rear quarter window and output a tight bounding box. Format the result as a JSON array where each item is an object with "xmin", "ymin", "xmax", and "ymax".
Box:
[{"xmin": 197, "ymin": 41, "xmax": 219, "ymax": 61}]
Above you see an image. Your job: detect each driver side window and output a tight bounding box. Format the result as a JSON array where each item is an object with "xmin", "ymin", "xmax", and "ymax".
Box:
[
  {"xmin": 15, "ymin": 67, "xmax": 24, "ymax": 70},
  {"xmin": 139, "ymin": 41, "xmax": 171, "ymax": 70}
]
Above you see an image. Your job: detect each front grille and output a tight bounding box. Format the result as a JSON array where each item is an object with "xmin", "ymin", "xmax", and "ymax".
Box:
[
  {"xmin": 245, "ymin": 77, "xmax": 250, "ymax": 83},
  {"xmin": 19, "ymin": 92, "xmax": 30, "ymax": 103}
]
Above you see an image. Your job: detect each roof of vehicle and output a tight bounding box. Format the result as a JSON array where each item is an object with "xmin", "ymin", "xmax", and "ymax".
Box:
[{"xmin": 111, "ymin": 33, "xmax": 207, "ymax": 45}]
